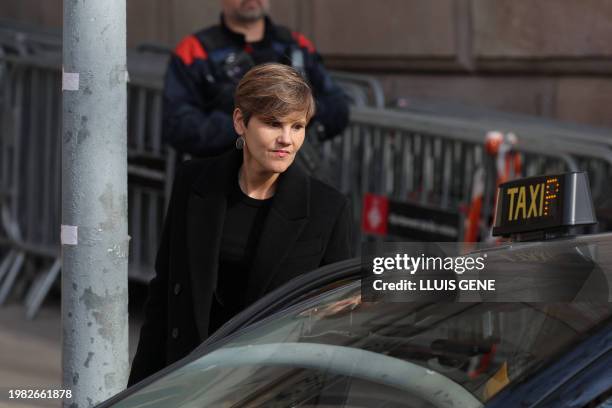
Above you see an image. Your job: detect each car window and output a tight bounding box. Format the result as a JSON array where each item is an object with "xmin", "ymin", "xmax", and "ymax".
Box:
[
  {"xmin": 201, "ymin": 259, "xmax": 363, "ymax": 348},
  {"xmin": 115, "ymin": 276, "xmax": 612, "ymax": 408}
]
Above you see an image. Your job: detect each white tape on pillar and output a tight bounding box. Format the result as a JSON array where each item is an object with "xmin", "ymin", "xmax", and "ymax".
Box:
[
  {"xmin": 62, "ymin": 67, "xmax": 80, "ymax": 91},
  {"xmin": 61, "ymin": 225, "xmax": 78, "ymax": 245}
]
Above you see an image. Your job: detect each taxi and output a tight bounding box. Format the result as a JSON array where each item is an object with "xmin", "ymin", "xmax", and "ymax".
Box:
[{"xmin": 99, "ymin": 172, "xmax": 612, "ymax": 408}]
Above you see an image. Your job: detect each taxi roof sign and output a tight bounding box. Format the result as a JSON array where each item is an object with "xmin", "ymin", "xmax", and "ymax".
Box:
[{"xmin": 492, "ymin": 172, "xmax": 597, "ymax": 238}]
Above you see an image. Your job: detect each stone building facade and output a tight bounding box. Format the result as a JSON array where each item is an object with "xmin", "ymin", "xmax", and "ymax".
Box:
[{"xmin": 2, "ymin": 0, "xmax": 612, "ymax": 128}]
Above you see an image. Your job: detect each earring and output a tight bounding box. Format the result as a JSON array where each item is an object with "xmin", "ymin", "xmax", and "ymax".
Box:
[{"xmin": 235, "ymin": 136, "xmax": 245, "ymax": 150}]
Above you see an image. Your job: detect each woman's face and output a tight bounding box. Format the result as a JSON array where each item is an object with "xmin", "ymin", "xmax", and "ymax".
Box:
[{"xmin": 234, "ymin": 109, "xmax": 307, "ymax": 174}]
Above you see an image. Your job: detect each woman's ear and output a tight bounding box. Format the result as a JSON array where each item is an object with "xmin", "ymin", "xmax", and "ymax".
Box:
[{"xmin": 233, "ymin": 108, "xmax": 246, "ymax": 136}]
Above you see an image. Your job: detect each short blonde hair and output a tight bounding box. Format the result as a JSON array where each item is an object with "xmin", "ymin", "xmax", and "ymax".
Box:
[{"xmin": 234, "ymin": 63, "xmax": 315, "ymax": 125}]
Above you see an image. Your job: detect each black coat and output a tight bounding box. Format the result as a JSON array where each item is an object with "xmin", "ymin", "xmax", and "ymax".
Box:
[{"xmin": 128, "ymin": 149, "xmax": 353, "ymax": 386}]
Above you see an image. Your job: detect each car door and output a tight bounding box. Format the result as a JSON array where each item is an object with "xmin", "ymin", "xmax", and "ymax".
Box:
[
  {"xmin": 535, "ymin": 348, "xmax": 612, "ymax": 408},
  {"xmin": 486, "ymin": 321, "xmax": 612, "ymax": 408},
  {"xmin": 198, "ymin": 257, "xmax": 363, "ymax": 350}
]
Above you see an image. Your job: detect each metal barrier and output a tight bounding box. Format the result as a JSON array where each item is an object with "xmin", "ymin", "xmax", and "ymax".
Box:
[
  {"xmin": 330, "ymin": 71, "xmax": 385, "ymax": 108},
  {"xmin": 0, "ymin": 50, "xmax": 173, "ymax": 318},
  {"xmin": 0, "ymin": 58, "xmax": 60, "ymax": 315},
  {"xmin": 2, "ymin": 23, "xmax": 612, "ymax": 318},
  {"xmin": 125, "ymin": 71, "xmax": 168, "ymax": 284},
  {"xmin": 320, "ymin": 107, "xmax": 612, "ymax": 244},
  {"xmin": 0, "ymin": 58, "xmax": 26, "ymax": 306}
]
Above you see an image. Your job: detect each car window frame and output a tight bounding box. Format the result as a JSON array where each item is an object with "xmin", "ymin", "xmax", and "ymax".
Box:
[
  {"xmin": 199, "ymin": 257, "xmax": 363, "ymax": 349},
  {"xmin": 97, "ymin": 258, "xmax": 363, "ymax": 407}
]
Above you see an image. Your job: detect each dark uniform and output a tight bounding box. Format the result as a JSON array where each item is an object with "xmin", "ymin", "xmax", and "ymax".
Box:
[{"xmin": 163, "ymin": 15, "xmax": 350, "ymax": 157}]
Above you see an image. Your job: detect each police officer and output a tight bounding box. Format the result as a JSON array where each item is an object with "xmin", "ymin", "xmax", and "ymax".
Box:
[{"xmin": 163, "ymin": 0, "xmax": 350, "ymax": 157}]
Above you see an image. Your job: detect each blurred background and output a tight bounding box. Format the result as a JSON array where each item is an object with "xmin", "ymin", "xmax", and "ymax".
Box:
[
  {"xmin": 2, "ymin": 1, "xmax": 612, "ymax": 407},
  {"xmin": 6, "ymin": 0, "xmax": 612, "ymax": 125}
]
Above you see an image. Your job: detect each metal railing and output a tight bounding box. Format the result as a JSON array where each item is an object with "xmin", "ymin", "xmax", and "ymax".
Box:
[
  {"xmin": 0, "ymin": 59, "xmax": 61, "ymax": 315},
  {"xmin": 330, "ymin": 71, "xmax": 385, "ymax": 108},
  {"xmin": 322, "ymin": 107, "xmax": 612, "ymax": 244}
]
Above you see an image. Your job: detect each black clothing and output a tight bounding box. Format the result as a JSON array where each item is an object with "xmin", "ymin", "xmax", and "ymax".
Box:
[
  {"xmin": 221, "ymin": 181, "xmax": 272, "ymax": 273},
  {"xmin": 211, "ymin": 183, "xmax": 272, "ymax": 333},
  {"xmin": 128, "ymin": 149, "xmax": 353, "ymax": 386},
  {"xmin": 163, "ymin": 15, "xmax": 350, "ymax": 156}
]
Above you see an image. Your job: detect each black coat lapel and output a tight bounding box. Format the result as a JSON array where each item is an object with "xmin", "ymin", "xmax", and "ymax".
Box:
[
  {"xmin": 245, "ymin": 164, "xmax": 310, "ymax": 304},
  {"xmin": 186, "ymin": 194, "xmax": 226, "ymax": 339},
  {"xmin": 187, "ymin": 149, "xmax": 240, "ymax": 339}
]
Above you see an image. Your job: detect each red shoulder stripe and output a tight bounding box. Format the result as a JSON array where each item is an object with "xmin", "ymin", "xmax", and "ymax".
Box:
[
  {"xmin": 175, "ymin": 35, "xmax": 208, "ymax": 65},
  {"xmin": 291, "ymin": 31, "xmax": 316, "ymax": 54}
]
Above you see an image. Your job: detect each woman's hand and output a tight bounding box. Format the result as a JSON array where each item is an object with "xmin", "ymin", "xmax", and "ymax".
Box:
[{"xmin": 299, "ymin": 293, "xmax": 362, "ymax": 319}]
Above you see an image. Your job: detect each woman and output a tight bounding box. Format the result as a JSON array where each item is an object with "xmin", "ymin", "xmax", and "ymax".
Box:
[{"xmin": 129, "ymin": 63, "xmax": 353, "ymax": 386}]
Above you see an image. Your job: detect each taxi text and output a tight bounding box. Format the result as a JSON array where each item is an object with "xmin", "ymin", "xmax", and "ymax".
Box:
[{"xmin": 506, "ymin": 182, "xmax": 546, "ymax": 221}]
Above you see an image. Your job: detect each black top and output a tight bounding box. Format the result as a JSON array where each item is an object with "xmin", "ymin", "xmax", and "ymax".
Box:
[{"xmin": 209, "ymin": 178, "xmax": 273, "ymax": 333}]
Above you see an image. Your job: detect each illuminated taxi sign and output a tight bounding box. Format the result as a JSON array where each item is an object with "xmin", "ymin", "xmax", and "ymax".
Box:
[
  {"xmin": 505, "ymin": 176, "xmax": 559, "ymax": 222},
  {"xmin": 492, "ymin": 172, "xmax": 596, "ymax": 237}
]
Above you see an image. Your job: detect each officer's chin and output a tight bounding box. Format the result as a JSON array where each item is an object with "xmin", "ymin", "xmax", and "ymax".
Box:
[{"xmin": 236, "ymin": 9, "xmax": 265, "ymax": 22}]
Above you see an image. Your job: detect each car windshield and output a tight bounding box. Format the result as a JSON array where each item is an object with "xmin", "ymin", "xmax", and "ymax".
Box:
[{"xmin": 116, "ymin": 237, "xmax": 612, "ymax": 408}]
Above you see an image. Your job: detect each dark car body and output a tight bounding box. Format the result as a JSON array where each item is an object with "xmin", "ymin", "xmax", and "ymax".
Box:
[{"xmin": 99, "ymin": 234, "xmax": 612, "ymax": 408}]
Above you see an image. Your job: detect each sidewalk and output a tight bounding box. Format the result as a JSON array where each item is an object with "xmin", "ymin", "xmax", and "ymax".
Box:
[
  {"xmin": 0, "ymin": 294, "xmax": 144, "ymax": 408},
  {"xmin": 0, "ymin": 302, "xmax": 61, "ymax": 408}
]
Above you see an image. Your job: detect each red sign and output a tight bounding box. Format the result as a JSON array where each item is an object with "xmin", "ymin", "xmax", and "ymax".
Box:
[{"xmin": 361, "ymin": 193, "xmax": 389, "ymax": 235}]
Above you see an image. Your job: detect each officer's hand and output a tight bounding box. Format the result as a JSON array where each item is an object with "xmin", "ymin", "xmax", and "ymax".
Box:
[{"xmin": 211, "ymin": 84, "xmax": 236, "ymax": 114}]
